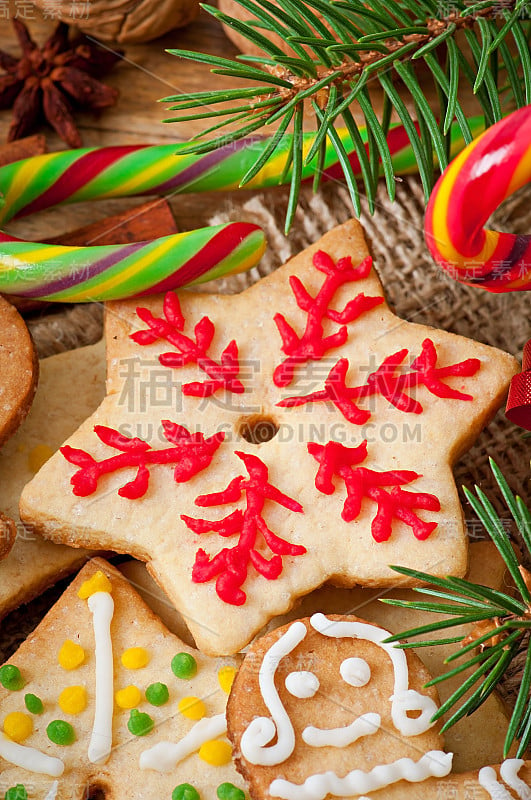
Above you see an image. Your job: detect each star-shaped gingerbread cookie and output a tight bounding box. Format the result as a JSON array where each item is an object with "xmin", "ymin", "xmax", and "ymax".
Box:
[
  {"xmin": 0, "ymin": 558, "xmax": 243, "ymax": 799},
  {"xmin": 20, "ymin": 220, "xmax": 517, "ymax": 655}
]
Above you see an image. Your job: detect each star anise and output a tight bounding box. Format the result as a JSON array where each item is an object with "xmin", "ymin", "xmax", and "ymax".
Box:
[{"xmin": 0, "ymin": 20, "xmax": 122, "ymax": 147}]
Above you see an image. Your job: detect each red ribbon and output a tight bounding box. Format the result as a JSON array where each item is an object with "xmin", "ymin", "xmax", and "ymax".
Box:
[{"xmin": 506, "ymin": 340, "xmax": 531, "ymax": 430}]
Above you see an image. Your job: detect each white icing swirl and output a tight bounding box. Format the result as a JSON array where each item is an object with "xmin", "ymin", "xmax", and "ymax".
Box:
[
  {"xmin": 479, "ymin": 760, "xmax": 531, "ymax": 800},
  {"xmin": 88, "ymin": 591, "xmax": 114, "ymax": 764},
  {"xmin": 269, "ymin": 750, "xmax": 453, "ymax": 799},
  {"xmin": 310, "ymin": 613, "xmax": 438, "ymax": 736},
  {"xmin": 0, "ymin": 733, "xmax": 64, "ymax": 777},
  {"xmin": 240, "ymin": 621, "xmax": 307, "ymax": 766},
  {"xmin": 479, "ymin": 766, "xmax": 514, "ymax": 799},
  {"xmin": 139, "ymin": 714, "xmax": 226, "ymax": 772},
  {"xmin": 340, "ymin": 657, "xmax": 371, "ymax": 688},
  {"xmin": 500, "ymin": 759, "xmax": 531, "ymax": 800},
  {"xmin": 285, "ymin": 671, "xmax": 319, "ymax": 699},
  {"xmin": 302, "ymin": 712, "xmax": 380, "ymax": 748}
]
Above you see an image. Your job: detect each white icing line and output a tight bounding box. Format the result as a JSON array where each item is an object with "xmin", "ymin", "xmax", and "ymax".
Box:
[
  {"xmin": 310, "ymin": 613, "xmax": 438, "ymax": 736},
  {"xmin": 285, "ymin": 671, "xmax": 319, "ymax": 699},
  {"xmin": 44, "ymin": 781, "xmax": 59, "ymax": 800},
  {"xmin": 240, "ymin": 620, "xmax": 307, "ymax": 766},
  {"xmin": 340, "ymin": 657, "xmax": 371, "ymax": 688},
  {"xmin": 0, "ymin": 733, "xmax": 64, "ymax": 777},
  {"xmin": 269, "ymin": 750, "xmax": 453, "ymax": 800},
  {"xmin": 302, "ymin": 711, "xmax": 380, "ymax": 748},
  {"xmin": 479, "ymin": 766, "xmax": 514, "ymax": 800},
  {"xmin": 139, "ymin": 713, "xmax": 226, "ymax": 772},
  {"xmin": 88, "ymin": 591, "xmax": 115, "ymax": 764},
  {"xmin": 500, "ymin": 759, "xmax": 531, "ymax": 800},
  {"xmin": 479, "ymin": 760, "xmax": 531, "ymax": 800}
]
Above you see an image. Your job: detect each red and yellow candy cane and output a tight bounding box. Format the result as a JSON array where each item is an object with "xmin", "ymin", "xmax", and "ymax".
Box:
[{"xmin": 425, "ymin": 105, "xmax": 531, "ymax": 292}]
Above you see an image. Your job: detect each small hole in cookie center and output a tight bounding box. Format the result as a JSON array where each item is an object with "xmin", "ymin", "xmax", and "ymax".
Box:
[{"xmin": 239, "ymin": 416, "xmax": 279, "ymax": 444}]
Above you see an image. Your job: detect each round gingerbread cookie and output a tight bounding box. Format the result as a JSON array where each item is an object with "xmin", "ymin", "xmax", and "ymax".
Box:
[
  {"xmin": 0, "ymin": 295, "xmax": 38, "ymax": 445},
  {"xmin": 227, "ymin": 613, "xmax": 452, "ymax": 800},
  {"xmin": 0, "ymin": 295, "xmax": 38, "ymax": 559}
]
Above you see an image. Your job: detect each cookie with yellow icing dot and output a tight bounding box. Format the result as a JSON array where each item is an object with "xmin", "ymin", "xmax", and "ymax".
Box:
[
  {"xmin": 0, "ymin": 558, "xmax": 243, "ymax": 800},
  {"xmin": 0, "ymin": 341, "xmax": 105, "ymax": 623}
]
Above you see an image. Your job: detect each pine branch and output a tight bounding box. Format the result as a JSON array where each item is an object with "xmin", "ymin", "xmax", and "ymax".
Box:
[
  {"xmin": 164, "ymin": 0, "xmax": 529, "ymax": 226},
  {"xmin": 383, "ymin": 457, "xmax": 531, "ymax": 757}
]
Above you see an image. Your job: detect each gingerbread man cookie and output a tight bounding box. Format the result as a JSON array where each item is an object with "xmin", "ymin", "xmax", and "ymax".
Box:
[
  {"xmin": 20, "ymin": 220, "xmax": 517, "ymax": 654},
  {"xmin": 227, "ymin": 613, "xmax": 531, "ymax": 800}
]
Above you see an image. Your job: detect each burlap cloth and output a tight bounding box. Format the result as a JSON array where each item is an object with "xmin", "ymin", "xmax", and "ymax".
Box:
[{"xmin": 5, "ymin": 174, "xmax": 530, "ymax": 708}]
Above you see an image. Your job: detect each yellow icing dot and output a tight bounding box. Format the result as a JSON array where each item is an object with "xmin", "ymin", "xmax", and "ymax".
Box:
[
  {"xmin": 218, "ymin": 666, "xmax": 237, "ymax": 694},
  {"xmin": 78, "ymin": 570, "xmax": 113, "ymax": 599},
  {"xmin": 27, "ymin": 444, "xmax": 54, "ymax": 473},
  {"xmin": 178, "ymin": 696, "xmax": 206, "ymax": 720},
  {"xmin": 198, "ymin": 739, "xmax": 232, "ymax": 766},
  {"xmin": 3, "ymin": 712, "xmax": 33, "ymax": 743},
  {"xmin": 58, "ymin": 685, "xmax": 87, "ymax": 715},
  {"xmin": 121, "ymin": 648, "xmax": 149, "ymax": 670},
  {"xmin": 58, "ymin": 640, "xmax": 86, "ymax": 671},
  {"xmin": 115, "ymin": 685, "xmax": 142, "ymax": 709}
]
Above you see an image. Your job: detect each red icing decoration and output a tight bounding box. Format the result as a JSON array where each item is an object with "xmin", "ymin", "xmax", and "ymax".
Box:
[
  {"xmin": 61, "ymin": 422, "xmax": 224, "ymax": 498},
  {"xmin": 278, "ymin": 338, "xmax": 480, "ymax": 423},
  {"xmin": 273, "ymin": 252, "xmax": 383, "ymax": 387},
  {"xmin": 131, "ymin": 292, "xmax": 244, "ymax": 397},
  {"xmin": 308, "ymin": 440, "xmax": 440, "ymax": 542},
  {"xmin": 181, "ymin": 451, "xmax": 305, "ymax": 605}
]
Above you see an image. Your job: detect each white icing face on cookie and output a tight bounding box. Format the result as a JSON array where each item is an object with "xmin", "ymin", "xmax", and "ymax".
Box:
[{"xmin": 228, "ymin": 614, "xmax": 452, "ymax": 800}]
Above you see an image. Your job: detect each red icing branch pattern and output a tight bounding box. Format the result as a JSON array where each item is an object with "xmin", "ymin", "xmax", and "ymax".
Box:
[
  {"xmin": 278, "ymin": 338, "xmax": 481, "ymax": 423},
  {"xmin": 131, "ymin": 292, "xmax": 244, "ymax": 397},
  {"xmin": 61, "ymin": 422, "xmax": 224, "ymax": 499},
  {"xmin": 181, "ymin": 451, "xmax": 305, "ymax": 605},
  {"xmin": 308, "ymin": 440, "xmax": 440, "ymax": 542},
  {"xmin": 273, "ymin": 251, "xmax": 383, "ymax": 387}
]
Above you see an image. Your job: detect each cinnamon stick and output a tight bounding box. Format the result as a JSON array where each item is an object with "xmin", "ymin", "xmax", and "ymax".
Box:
[
  {"xmin": 8, "ymin": 199, "xmax": 178, "ymax": 312},
  {"xmin": 48, "ymin": 198, "xmax": 178, "ymax": 247},
  {"xmin": 0, "ymin": 135, "xmax": 47, "ymax": 167}
]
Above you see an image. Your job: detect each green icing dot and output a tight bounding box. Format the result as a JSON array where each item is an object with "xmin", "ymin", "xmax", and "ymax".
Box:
[
  {"xmin": 4, "ymin": 786, "xmax": 27, "ymax": 800},
  {"xmin": 172, "ymin": 784, "xmax": 200, "ymax": 800},
  {"xmin": 47, "ymin": 720, "xmax": 76, "ymax": 746},
  {"xmin": 0, "ymin": 665, "xmax": 24, "ymax": 691},
  {"xmin": 146, "ymin": 682, "xmax": 169, "ymax": 706},
  {"xmin": 128, "ymin": 708, "xmax": 154, "ymax": 737},
  {"xmin": 171, "ymin": 652, "xmax": 197, "ymax": 680},
  {"xmin": 24, "ymin": 693, "xmax": 44, "ymax": 714},
  {"xmin": 216, "ymin": 784, "xmax": 245, "ymax": 800}
]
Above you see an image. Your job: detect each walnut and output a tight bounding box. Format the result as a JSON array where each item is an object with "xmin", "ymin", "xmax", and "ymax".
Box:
[{"xmin": 31, "ymin": 0, "xmax": 199, "ymax": 45}]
